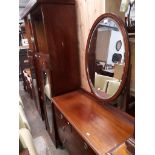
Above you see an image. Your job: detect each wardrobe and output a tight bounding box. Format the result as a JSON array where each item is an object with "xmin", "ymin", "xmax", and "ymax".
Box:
[{"xmin": 21, "ymin": 0, "xmax": 81, "ymax": 147}]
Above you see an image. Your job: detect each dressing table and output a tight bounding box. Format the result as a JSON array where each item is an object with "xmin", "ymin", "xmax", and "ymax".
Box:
[
  {"xmin": 52, "ymin": 89, "xmax": 134, "ymax": 155},
  {"xmin": 51, "ymin": 13, "xmax": 134, "ymax": 155}
]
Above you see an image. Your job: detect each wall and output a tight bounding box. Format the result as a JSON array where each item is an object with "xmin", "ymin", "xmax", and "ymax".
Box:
[
  {"xmin": 107, "ymin": 30, "xmax": 125, "ymax": 65},
  {"xmin": 75, "ymin": 0, "xmax": 125, "ymax": 92}
]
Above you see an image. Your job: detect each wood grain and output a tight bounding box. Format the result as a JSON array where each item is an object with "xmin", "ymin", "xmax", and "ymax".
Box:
[
  {"xmin": 31, "ymin": 10, "xmax": 48, "ymax": 53},
  {"xmin": 52, "ymin": 89, "xmax": 134, "ymax": 155},
  {"xmin": 106, "ymin": 143, "xmax": 131, "ymax": 155},
  {"xmin": 41, "ymin": 3, "xmax": 81, "ymax": 96}
]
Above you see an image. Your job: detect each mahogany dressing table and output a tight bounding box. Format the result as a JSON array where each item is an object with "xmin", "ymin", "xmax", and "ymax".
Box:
[
  {"xmin": 51, "ymin": 13, "xmax": 135, "ymax": 155},
  {"xmin": 52, "ymin": 89, "xmax": 134, "ymax": 155}
]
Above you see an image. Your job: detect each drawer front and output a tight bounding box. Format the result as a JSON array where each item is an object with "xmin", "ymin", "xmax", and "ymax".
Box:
[
  {"xmin": 67, "ymin": 127, "xmax": 96, "ymax": 155},
  {"xmin": 54, "ymin": 107, "xmax": 68, "ymax": 144},
  {"xmin": 54, "ymin": 106, "xmax": 96, "ymax": 155}
]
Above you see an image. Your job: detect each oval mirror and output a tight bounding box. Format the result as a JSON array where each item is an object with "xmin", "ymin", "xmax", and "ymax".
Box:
[{"xmin": 86, "ymin": 13, "xmax": 130, "ymax": 102}]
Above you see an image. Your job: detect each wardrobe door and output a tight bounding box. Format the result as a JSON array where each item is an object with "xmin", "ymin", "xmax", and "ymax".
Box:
[
  {"xmin": 41, "ymin": 4, "xmax": 81, "ymax": 96},
  {"xmin": 30, "ymin": 7, "xmax": 49, "ymax": 54}
]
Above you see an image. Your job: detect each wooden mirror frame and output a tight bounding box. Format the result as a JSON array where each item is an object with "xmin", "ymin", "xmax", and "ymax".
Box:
[{"xmin": 85, "ymin": 13, "xmax": 130, "ymax": 102}]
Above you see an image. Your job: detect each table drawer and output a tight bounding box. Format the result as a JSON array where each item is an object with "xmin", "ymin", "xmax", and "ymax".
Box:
[
  {"xmin": 54, "ymin": 106, "xmax": 68, "ymax": 144},
  {"xmin": 54, "ymin": 106, "xmax": 96, "ymax": 155}
]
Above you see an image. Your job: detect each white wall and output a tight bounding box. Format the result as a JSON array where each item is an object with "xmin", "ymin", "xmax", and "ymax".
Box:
[{"xmin": 107, "ymin": 30, "xmax": 125, "ymax": 65}]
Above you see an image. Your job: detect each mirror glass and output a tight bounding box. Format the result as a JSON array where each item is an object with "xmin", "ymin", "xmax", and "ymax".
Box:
[
  {"xmin": 42, "ymin": 69, "xmax": 53, "ymax": 134},
  {"xmin": 87, "ymin": 17, "xmax": 126, "ymax": 99}
]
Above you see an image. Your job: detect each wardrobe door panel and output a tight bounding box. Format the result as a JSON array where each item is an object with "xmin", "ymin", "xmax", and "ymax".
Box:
[{"xmin": 41, "ymin": 4, "xmax": 80, "ymax": 96}]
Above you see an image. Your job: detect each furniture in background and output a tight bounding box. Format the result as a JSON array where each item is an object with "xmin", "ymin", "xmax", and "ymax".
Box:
[
  {"xmin": 20, "ymin": 0, "xmax": 81, "ymax": 147},
  {"xmin": 94, "ymin": 73, "xmax": 119, "ymax": 94},
  {"xmin": 114, "ymin": 63, "xmax": 124, "ymax": 80},
  {"xmin": 19, "ymin": 48, "xmax": 30, "ymax": 81},
  {"xmin": 95, "ymin": 63, "xmax": 114, "ymax": 77},
  {"xmin": 106, "ymin": 80, "xmax": 121, "ymax": 97},
  {"xmin": 23, "ymin": 68, "xmax": 33, "ymax": 98}
]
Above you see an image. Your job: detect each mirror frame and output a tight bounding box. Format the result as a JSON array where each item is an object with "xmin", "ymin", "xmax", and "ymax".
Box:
[{"xmin": 85, "ymin": 13, "xmax": 130, "ymax": 102}]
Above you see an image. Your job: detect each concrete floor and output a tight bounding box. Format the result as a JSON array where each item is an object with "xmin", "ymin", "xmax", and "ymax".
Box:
[{"xmin": 19, "ymin": 81, "xmax": 69, "ymax": 155}]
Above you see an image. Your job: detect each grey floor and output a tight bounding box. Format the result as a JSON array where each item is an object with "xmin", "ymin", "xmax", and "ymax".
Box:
[{"xmin": 19, "ymin": 81, "xmax": 69, "ymax": 155}]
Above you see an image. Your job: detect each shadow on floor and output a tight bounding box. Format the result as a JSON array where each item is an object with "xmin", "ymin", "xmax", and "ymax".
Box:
[{"xmin": 19, "ymin": 81, "xmax": 69, "ymax": 155}]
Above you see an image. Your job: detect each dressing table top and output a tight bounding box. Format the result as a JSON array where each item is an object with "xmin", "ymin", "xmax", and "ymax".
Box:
[{"xmin": 52, "ymin": 89, "xmax": 134, "ymax": 155}]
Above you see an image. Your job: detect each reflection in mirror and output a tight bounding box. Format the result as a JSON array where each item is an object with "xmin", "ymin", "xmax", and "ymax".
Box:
[
  {"xmin": 43, "ymin": 70, "xmax": 51, "ymax": 99},
  {"xmin": 42, "ymin": 69, "xmax": 53, "ymax": 134},
  {"xmin": 88, "ymin": 18, "xmax": 125, "ymax": 99}
]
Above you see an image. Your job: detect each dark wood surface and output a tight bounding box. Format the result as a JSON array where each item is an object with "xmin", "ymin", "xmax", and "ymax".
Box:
[
  {"xmin": 106, "ymin": 142, "xmax": 132, "ymax": 155},
  {"xmin": 106, "ymin": 137, "xmax": 135, "ymax": 155},
  {"xmin": 33, "ymin": 53, "xmax": 51, "ymax": 120},
  {"xmin": 30, "ymin": 7, "xmax": 49, "ymax": 54},
  {"xmin": 85, "ymin": 13, "xmax": 130, "ymax": 103},
  {"xmin": 95, "ymin": 63, "xmax": 114, "ymax": 77},
  {"xmin": 23, "ymin": 68, "xmax": 33, "ymax": 98},
  {"xmin": 25, "ymin": 3, "xmax": 81, "ymax": 97},
  {"xmin": 22, "ymin": 2, "xmax": 81, "ymax": 148},
  {"xmin": 19, "ymin": 49, "xmax": 30, "ymax": 72},
  {"xmin": 41, "ymin": 3, "xmax": 81, "ymax": 96},
  {"xmin": 19, "ymin": 49, "xmax": 33, "ymax": 98},
  {"xmin": 19, "ymin": 148, "xmax": 30, "ymax": 155},
  {"xmin": 44, "ymin": 97, "xmax": 60, "ymax": 147},
  {"xmin": 20, "ymin": 0, "xmax": 75, "ymax": 19},
  {"xmin": 54, "ymin": 105, "xmax": 96, "ymax": 155},
  {"xmin": 52, "ymin": 89, "xmax": 134, "ymax": 155},
  {"xmin": 24, "ymin": 17, "xmax": 34, "ymax": 51}
]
